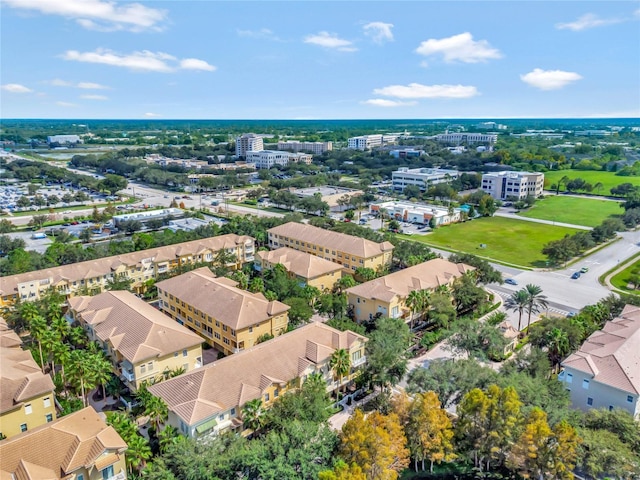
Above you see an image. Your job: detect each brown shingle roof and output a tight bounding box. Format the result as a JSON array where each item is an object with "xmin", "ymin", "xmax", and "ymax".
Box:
[
  {"xmin": 268, "ymin": 222, "xmax": 394, "ymax": 258},
  {"xmin": 0, "ymin": 407, "xmax": 127, "ymax": 479},
  {"xmin": 68, "ymin": 291, "xmax": 203, "ymax": 364},
  {"xmin": 0, "ymin": 347, "xmax": 55, "ymax": 415},
  {"xmin": 148, "ymin": 322, "xmax": 367, "ymax": 425},
  {"xmin": 346, "ymin": 258, "xmax": 474, "ymax": 302},
  {"xmin": 257, "ymin": 247, "xmax": 343, "ymax": 280},
  {"xmin": 562, "ymin": 304, "xmax": 640, "ymax": 395},
  {"xmin": 156, "ymin": 267, "xmax": 290, "ymax": 330}
]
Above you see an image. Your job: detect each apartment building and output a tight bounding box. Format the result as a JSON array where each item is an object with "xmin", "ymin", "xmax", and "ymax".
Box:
[
  {"xmin": 371, "ymin": 201, "xmax": 462, "ymax": 226},
  {"xmin": 0, "ymin": 406, "xmax": 128, "ymax": 480},
  {"xmin": 0, "ymin": 234, "xmax": 255, "ymax": 308},
  {"xmin": 391, "ymin": 167, "xmax": 460, "ymax": 192},
  {"xmin": 481, "ymin": 171, "xmax": 545, "ymax": 200},
  {"xmin": 277, "ymin": 140, "xmax": 333, "ymax": 154},
  {"xmin": 267, "ymin": 222, "xmax": 394, "ymax": 274},
  {"xmin": 256, "ymin": 247, "xmax": 343, "ymax": 291},
  {"xmin": 347, "ymin": 134, "xmax": 397, "ymax": 151},
  {"xmin": 235, "ymin": 133, "xmax": 264, "ymax": 157},
  {"xmin": 559, "ymin": 304, "xmax": 640, "ymax": 418},
  {"xmin": 346, "ymin": 258, "xmax": 474, "ymax": 323},
  {"xmin": 148, "ymin": 322, "xmax": 367, "ymax": 438},
  {"xmin": 68, "ymin": 291, "xmax": 203, "ymax": 392},
  {"xmin": 245, "ymin": 150, "xmax": 312, "ymax": 169},
  {"xmin": 157, "ymin": 267, "xmax": 290, "ymax": 355},
  {"xmin": 435, "ymin": 133, "xmax": 497, "ymax": 144}
]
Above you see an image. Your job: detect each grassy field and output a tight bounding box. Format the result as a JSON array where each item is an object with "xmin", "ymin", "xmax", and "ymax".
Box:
[
  {"xmin": 399, "ymin": 216, "xmax": 579, "ymax": 268},
  {"xmin": 610, "ymin": 259, "xmax": 640, "ymax": 294},
  {"xmin": 517, "ymin": 195, "xmax": 621, "ymax": 227},
  {"xmin": 543, "ymin": 170, "xmax": 640, "ymax": 195}
]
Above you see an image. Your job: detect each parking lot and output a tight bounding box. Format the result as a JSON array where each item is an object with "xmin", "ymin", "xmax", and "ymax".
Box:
[{"xmin": 352, "ymin": 214, "xmax": 431, "ymax": 236}]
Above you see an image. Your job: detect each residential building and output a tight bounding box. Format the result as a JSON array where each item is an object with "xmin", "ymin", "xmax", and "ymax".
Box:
[
  {"xmin": 435, "ymin": 133, "xmax": 497, "ymax": 144},
  {"xmin": 267, "ymin": 222, "xmax": 394, "ymax": 273},
  {"xmin": 0, "ymin": 234, "xmax": 255, "ymax": 307},
  {"xmin": 255, "ymin": 247, "xmax": 343, "ymax": 291},
  {"xmin": 245, "ymin": 150, "xmax": 312, "ymax": 169},
  {"xmin": 391, "ymin": 167, "xmax": 460, "ymax": 192},
  {"xmin": 291, "ymin": 186, "xmax": 363, "ymax": 212},
  {"xmin": 157, "ymin": 267, "xmax": 290, "ymax": 355},
  {"xmin": 0, "ymin": 406, "xmax": 127, "ymax": 480},
  {"xmin": 481, "ymin": 171, "xmax": 544, "ymax": 200},
  {"xmin": 559, "ymin": 304, "xmax": 640, "ymax": 418},
  {"xmin": 389, "ymin": 148, "xmax": 425, "ymax": 159},
  {"xmin": 148, "ymin": 322, "xmax": 367, "ymax": 438},
  {"xmin": 235, "ymin": 133, "xmax": 264, "ymax": 157},
  {"xmin": 371, "ymin": 200, "xmax": 462, "ymax": 226},
  {"xmin": 47, "ymin": 134, "xmax": 82, "ymax": 145},
  {"xmin": 68, "ymin": 291, "xmax": 203, "ymax": 392},
  {"xmin": 498, "ymin": 321, "xmax": 520, "ymax": 355},
  {"xmin": 347, "ymin": 134, "xmax": 397, "ymax": 151},
  {"xmin": 277, "ymin": 140, "xmax": 333, "ymax": 154},
  {"xmin": 346, "ymin": 258, "xmax": 474, "ymax": 323}
]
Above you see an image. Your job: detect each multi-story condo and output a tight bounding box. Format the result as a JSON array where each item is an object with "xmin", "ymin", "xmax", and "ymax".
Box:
[
  {"xmin": 245, "ymin": 150, "xmax": 312, "ymax": 169},
  {"xmin": 346, "ymin": 258, "xmax": 473, "ymax": 323},
  {"xmin": 277, "ymin": 140, "xmax": 333, "ymax": 154},
  {"xmin": 0, "ymin": 406, "xmax": 128, "ymax": 480},
  {"xmin": 347, "ymin": 134, "xmax": 397, "ymax": 151},
  {"xmin": 391, "ymin": 167, "xmax": 460, "ymax": 192},
  {"xmin": 0, "ymin": 322, "xmax": 56, "ymax": 439},
  {"xmin": 0, "ymin": 234, "xmax": 255, "ymax": 308},
  {"xmin": 371, "ymin": 201, "xmax": 462, "ymax": 226},
  {"xmin": 255, "ymin": 247, "xmax": 343, "ymax": 291},
  {"xmin": 435, "ymin": 133, "xmax": 497, "ymax": 144},
  {"xmin": 157, "ymin": 267, "xmax": 290, "ymax": 355},
  {"xmin": 559, "ymin": 304, "xmax": 640, "ymax": 418},
  {"xmin": 68, "ymin": 291, "xmax": 203, "ymax": 392},
  {"xmin": 481, "ymin": 171, "xmax": 544, "ymax": 200},
  {"xmin": 235, "ymin": 133, "xmax": 264, "ymax": 157},
  {"xmin": 267, "ymin": 222, "xmax": 394, "ymax": 273},
  {"xmin": 148, "ymin": 322, "xmax": 367, "ymax": 438}
]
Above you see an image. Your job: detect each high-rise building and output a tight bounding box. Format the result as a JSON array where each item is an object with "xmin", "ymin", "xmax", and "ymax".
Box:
[{"xmin": 235, "ymin": 133, "xmax": 264, "ymax": 157}]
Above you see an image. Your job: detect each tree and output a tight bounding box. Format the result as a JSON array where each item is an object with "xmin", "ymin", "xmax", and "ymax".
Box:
[
  {"xmin": 406, "ymin": 289, "xmax": 429, "ymax": 329},
  {"xmin": 449, "ymin": 253, "xmax": 502, "ymax": 284},
  {"xmin": 524, "ymin": 284, "xmax": 548, "ymax": 334},
  {"xmin": 29, "ymin": 214, "xmax": 50, "ymax": 230},
  {"xmin": 478, "ymin": 195, "xmax": 497, "ymax": 216},
  {"xmin": 344, "ymin": 209, "xmax": 355, "ymax": 221},
  {"xmin": 354, "ymin": 267, "xmax": 376, "ymax": 282},
  {"xmin": 364, "ymin": 317, "xmax": 411, "ymax": 391},
  {"xmin": 505, "ymin": 289, "xmax": 529, "ymax": 332},
  {"xmin": 28, "ymin": 315, "xmax": 48, "ymax": 372},
  {"xmin": 319, "ymin": 461, "xmax": 366, "ymax": 480},
  {"xmin": 329, "ymin": 348, "xmax": 351, "ymax": 393},
  {"xmin": 334, "ymin": 274, "xmax": 357, "ymax": 294},
  {"xmin": 447, "ymin": 318, "xmax": 509, "ymax": 361},
  {"xmin": 242, "ymin": 398, "xmax": 266, "ymax": 434},
  {"xmin": 125, "ymin": 434, "xmax": 152, "ymax": 474},
  {"xmin": 0, "ymin": 219, "xmax": 15, "ymax": 233},
  {"xmin": 144, "ymin": 395, "xmax": 169, "ymax": 431},
  {"xmin": 99, "ymin": 174, "xmax": 128, "ymax": 195},
  {"xmin": 68, "ymin": 349, "xmax": 98, "ymax": 407},
  {"xmin": 452, "ymin": 274, "xmax": 486, "ymax": 315}
]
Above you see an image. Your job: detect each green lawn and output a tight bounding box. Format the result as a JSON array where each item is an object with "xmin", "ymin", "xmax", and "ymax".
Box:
[
  {"xmin": 543, "ymin": 170, "xmax": 640, "ymax": 196},
  {"xmin": 610, "ymin": 259, "xmax": 640, "ymax": 294},
  {"xmin": 517, "ymin": 195, "xmax": 621, "ymax": 227},
  {"xmin": 400, "ymin": 217, "xmax": 579, "ymax": 268}
]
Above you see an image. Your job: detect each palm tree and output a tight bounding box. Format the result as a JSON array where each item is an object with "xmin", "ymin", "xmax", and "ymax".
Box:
[
  {"xmin": 524, "ymin": 284, "xmax": 548, "ymax": 334},
  {"xmin": 52, "ymin": 340, "xmax": 71, "ymax": 385},
  {"xmin": 125, "ymin": 434, "xmax": 152, "ymax": 474},
  {"xmin": 406, "ymin": 290, "xmax": 424, "ymax": 330},
  {"xmin": 92, "ymin": 353, "xmax": 114, "ymax": 400},
  {"xmin": 144, "ymin": 395, "xmax": 168, "ymax": 431},
  {"xmin": 329, "ymin": 348, "xmax": 351, "ymax": 393},
  {"xmin": 241, "ymin": 398, "xmax": 265, "ymax": 433},
  {"xmin": 158, "ymin": 425, "xmax": 181, "ymax": 453},
  {"xmin": 505, "ymin": 289, "xmax": 530, "ymax": 332},
  {"xmin": 546, "ymin": 328, "xmax": 570, "ymax": 372},
  {"xmin": 28, "ymin": 315, "xmax": 48, "ymax": 372},
  {"xmin": 68, "ymin": 349, "xmax": 96, "ymax": 407}
]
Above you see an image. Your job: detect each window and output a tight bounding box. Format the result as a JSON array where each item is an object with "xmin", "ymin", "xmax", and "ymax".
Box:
[
  {"xmin": 627, "ymin": 395, "xmax": 634, "ymax": 403},
  {"xmin": 141, "ymin": 364, "xmax": 146, "ymax": 373},
  {"xmin": 582, "ymin": 379, "xmax": 590, "ymax": 389},
  {"xmin": 148, "ymin": 361, "xmax": 154, "ymax": 371},
  {"xmin": 46, "ymin": 413, "xmax": 53, "ymax": 422},
  {"xmin": 77, "ymin": 475, "xmax": 85, "ymax": 480},
  {"xmin": 587, "ymin": 397, "xmax": 593, "ymax": 406},
  {"xmin": 222, "ymin": 325, "xmax": 228, "ymax": 332},
  {"xmin": 231, "ymin": 408, "xmax": 236, "ymax": 416},
  {"xmin": 219, "ymin": 414, "xmax": 225, "ymax": 421},
  {"xmin": 565, "ymin": 373, "xmax": 573, "ymax": 384},
  {"xmin": 25, "ymin": 404, "xmax": 32, "ymax": 415},
  {"xmin": 102, "ymin": 465, "xmax": 114, "ymax": 480},
  {"xmin": 274, "ymin": 389, "xmax": 279, "ymax": 398},
  {"xmin": 249, "ymin": 326, "xmax": 253, "ymax": 333},
  {"xmin": 183, "ymin": 349, "xmax": 188, "ymax": 357},
  {"xmin": 264, "ymin": 393, "xmax": 270, "ymax": 402},
  {"xmin": 174, "ymin": 352, "xmax": 179, "ymax": 357},
  {"xmin": 44, "ymin": 397, "xmax": 51, "ymax": 408},
  {"xmin": 352, "ymin": 350, "xmax": 362, "ymax": 362},
  {"xmin": 20, "ymin": 423, "xmax": 27, "ymax": 432}
]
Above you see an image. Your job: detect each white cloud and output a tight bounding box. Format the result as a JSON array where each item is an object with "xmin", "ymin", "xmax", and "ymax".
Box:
[
  {"xmin": 3, "ymin": 0, "xmax": 167, "ymax": 32},
  {"xmin": 56, "ymin": 101, "xmax": 77, "ymax": 107},
  {"xmin": 237, "ymin": 28, "xmax": 279, "ymax": 40},
  {"xmin": 179, "ymin": 58, "xmax": 216, "ymax": 72},
  {"xmin": 61, "ymin": 49, "xmax": 216, "ymax": 73},
  {"xmin": 362, "ymin": 99, "xmax": 416, "ymax": 107},
  {"xmin": 80, "ymin": 94, "xmax": 108, "ymax": 100},
  {"xmin": 304, "ymin": 31, "xmax": 357, "ymax": 51},
  {"xmin": 520, "ymin": 68, "xmax": 583, "ymax": 90},
  {"xmin": 49, "ymin": 79, "xmax": 110, "ymax": 89},
  {"xmin": 144, "ymin": 112, "xmax": 161, "ymax": 117},
  {"xmin": 556, "ymin": 13, "xmax": 623, "ymax": 31},
  {"xmin": 415, "ymin": 32, "xmax": 502, "ymax": 63},
  {"xmin": 373, "ymin": 83, "xmax": 479, "ymax": 99},
  {"xmin": 1, "ymin": 83, "xmax": 32, "ymax": 93},
  {"xmin": 363, "ymin": 22, "xmax": 394, "ymax": 44}
]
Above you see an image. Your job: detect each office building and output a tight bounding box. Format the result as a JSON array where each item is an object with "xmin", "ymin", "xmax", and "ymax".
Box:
[
  {"xmin": 235, "ymin": 133, "xmax": 264, "ymax": 157},
  {"xmin": 47, "ymin": 135, "xmax": 82, "ymax": 145},
  {"xmin": 389, "ymin": 148, "xmax": 425, "ymax": 159},
  {"xmin": 245, "ymin": 150, "xmax": 312, "ymax": 169},
  {"xmin": 371, "ymin": 200, "xmax": 462, "ymax": 226},
  {"xmin": 481, "ymin": 171, "xmax": 544, "ymax": 200},
  {"xmin": 277, "ymin": 140, "xmax": 332, "ymax": 154},
  {"xmin": 435, "ymin": 133, "xmax": 497, "ymax": 144},
  {"xmin": 347, "ymin": 134, "xmax": 397, "ymax": 151},
  {"xmin": 392, "ymin": 167, "xmax": 459, "ymax": 192}
]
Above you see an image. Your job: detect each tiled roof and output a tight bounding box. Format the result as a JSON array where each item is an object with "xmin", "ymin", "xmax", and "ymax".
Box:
[
  {"xmin": 148, "ymin": 322, "xmax": 367, "ymax": 425},
  {"xmin": 562, "ymin": 304, "xmax": 640, "ymax": 395},
  {"xmin": 156, "ymin": 267, "xmax": 290, "ymax": 330},
  {"xmin": 257, "ymin": 247, "xmax": 343, "ymax": 280},
  {"xmin": 268, "ymin": 222, "xmax": 394, "ymax": 258},
  {"xmin": 0, "ymin": 407, "xmax": 127, "ymax": 479},
  {"xmin": 68, "ymin": 291, "xmax": 202, "ymax": 364},
  {"xmin": 346, "ymin": 258, "xmax": 474, "ymax": 302},
  {"xmin": 0, "ymin": 318, "xmax": 22, "ymax": 349}
]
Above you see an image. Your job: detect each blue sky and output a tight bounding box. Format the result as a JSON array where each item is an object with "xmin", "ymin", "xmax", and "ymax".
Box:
[{"xmin": 1, "ymin": 1, "xmax": 639, "ymax": 119}]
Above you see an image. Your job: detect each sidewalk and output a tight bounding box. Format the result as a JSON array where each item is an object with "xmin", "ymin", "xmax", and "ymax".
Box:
[{"xmin": 328, "ymin": 390, "xmax": 379, "ymax": 431}]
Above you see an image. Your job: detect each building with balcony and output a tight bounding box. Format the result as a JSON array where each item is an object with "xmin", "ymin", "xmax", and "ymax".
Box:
[
  {"xmin": 68, "ymin": 291, "xmax": 203, "ymax": 392},
  {"xmin": 157, "ymin": 267, "xmax": 290, "ymax": 355},
  {"xmin": 255, "ymin": 247, "xmax": 343, "ymax": 291},
  {"xmin": 347, "ymin": 134, "xmax": 397, "ymax": 151},
  {"xmin": 346, "ymin": 258, "xmax": 474, "ymax": 323},
  {"xmin": 0, "ymin": 234, "xmax": 255, "ymax": 308},
  {"xmin": 0, "ymin": 406, "xmax": 127, "ymax": 480},
  {"xmin": 235, "ymin": 133, "xmax": 264, "ymax": 157},
  {"xmin": 371, "ymin": 200, "xmax": 462, "ymax": 226},
  {"xmin": 277, "ymin": 140, "xmax": 332, "ymax": 154},
  {"xmin": 148, "ymin": 322, "xmax": 367, "ymax": 438},
  {"xmin": 267, "ymin": 222, "xmax": 394, "ymax": 274},
  {"xmin": 392, "ymin": 167, "xmax": 459, "ymax": 192},
  {"xmin": 559, "ymin": 304, "xmax": 640, "ymax": 418},
  {"xmin": 481, "ymin": 171, "xmax": 544, "ymax": 200}
]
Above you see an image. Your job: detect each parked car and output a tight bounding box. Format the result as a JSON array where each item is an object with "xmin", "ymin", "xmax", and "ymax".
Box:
[
  {"xmin": 571, "ymin": 272, "xmax": 581, "ymax": 279},
  {"xmin": 505, "ymin": 278, "xmax": 518, "ymax": 285}
]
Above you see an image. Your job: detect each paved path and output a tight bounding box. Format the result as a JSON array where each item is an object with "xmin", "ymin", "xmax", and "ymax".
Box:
[
  {"xmin": 494, "ymin": 211, "xmax": 592, "ymax": 230},
  {"xmin": 328, "ymin": 390, "xmax": 379, "ymax": 431}
]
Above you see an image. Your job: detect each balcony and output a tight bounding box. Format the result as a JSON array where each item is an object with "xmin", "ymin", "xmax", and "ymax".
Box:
[
  {"xmin": 106, "ymin": 470, "xmax": 126, "ymax": 480},
  {"xmin": 121, "ymin": 370, "xmax": 135, "ymax": 382},
  {"xmin": 352, "ymin": 355, "xmax": 366, "ymax": 368}
]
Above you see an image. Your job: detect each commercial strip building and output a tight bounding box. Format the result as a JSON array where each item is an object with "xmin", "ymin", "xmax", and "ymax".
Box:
[
  {"xmin": 346, "ymin": 258, "xmax": 474, "ymax": 323},
  {"xmin": 256, "ymin": 247, "xmax": 343, "ymax": 291},
  {"xmin": 0, "ymin": 406, "xmax": 128, "ymax": 480},
  {"xmin": 245, "ymin": 150, "xmax": 312, "ymax": 169},
  {"xmin": 347, "ymin": 134, "xmax": 397, "ymax": 151},
  {"xmin": 0, "ymin": 234, "xmax": 255, "ymax": 307},
  {"xmin": 290, "ymin": 186, "xmax": 363, "ymax": 212},
  {"xmin": 148, "ymin": 322, "xmax": 367, "ymax": 438},
  {"xmin": 235, "ymin": 133, "xmax": 264, "ymax": 157},
  {"xmin": 371, "ymin": 200, "xmax": 462, "ymax": 226},
  {"xmin": 391, "ymin": 167, "xmax": 460, "ymax": 192},
  {"xmin": 277, "ymin": 140, "xmax": 333, "ymax": 154},
  {"xmin": 560, "ymin": 304, "xmax": 640, "ymax": 418},
  {"xmin": 267, "ymin": 222, "xmax": 394, "ymax": 273},
  {"xmin": 481, "ymin": 171, "xmax": 544, "ymax": 200},
  {"xmin": 68, "ymin": 291, "xmax": 204, "ymax": 392},
  {"xmin": 435, "ymin": 133, "xmax": 498, "ymax": 144},
  {"xmin": 157, "ymin": 267, "xmax": 290, "ymax": 355}
]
